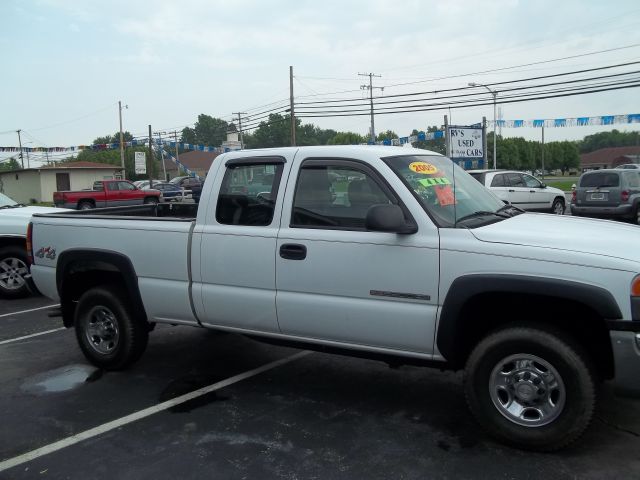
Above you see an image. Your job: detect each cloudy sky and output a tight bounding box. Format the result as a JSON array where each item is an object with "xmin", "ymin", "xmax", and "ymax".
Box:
[{"xmin": 2, "ymin": 0, "xmax": 640, "ymax": 165}]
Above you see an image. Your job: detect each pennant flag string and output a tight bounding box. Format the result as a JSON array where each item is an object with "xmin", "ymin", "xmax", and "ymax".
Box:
[
  {"xmin": 491, "ymin": 113, "xmax": 640, "ymax": 128},
  {"xmin": 2, "ymin": 113, "xmax": 638, "ymax": 152}
]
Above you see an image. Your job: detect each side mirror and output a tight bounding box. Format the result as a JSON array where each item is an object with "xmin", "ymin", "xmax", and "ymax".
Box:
[
  {"xmin": 365, "ymin": 204, "xmax": 416, "ymax": 234},
  {"xmin": 540, "ymin": 183, "xmax": 547, "ymax": 188}
]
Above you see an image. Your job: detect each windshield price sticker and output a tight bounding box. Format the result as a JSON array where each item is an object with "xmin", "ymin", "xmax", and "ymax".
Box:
[
  {"xmin": 409, "ymin": 162, "xmax": 438, "ymax": 175},
  {"xmin": 435, "ymin": 185, "xmax": 456, "ymax": 206},
  {"xmin": 419, "ymin": 177, "xmax": 451, "ymax": 187}
]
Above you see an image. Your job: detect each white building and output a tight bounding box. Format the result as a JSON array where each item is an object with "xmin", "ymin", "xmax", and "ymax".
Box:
[
  {"xmin": 0, "ymin": 161, "xmax": 122, "ymax": 204},
  {"xmin": 221, "ymin": 129, "xmax": 242, "ymax": 152}
]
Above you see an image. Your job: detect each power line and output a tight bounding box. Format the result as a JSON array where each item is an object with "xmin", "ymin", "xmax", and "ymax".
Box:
[
  {"xmin": 296, "ymin": 70, "xmax": 640, "ymax": 110},
  {"xmin": 296, "ymin": 60, "xmax": 640, "ymax": 105},
  {"xmin": 297, "ymin": 78, "xmax": 640, "ymax": 115},
  {"xmin": 26, "ymin": 103, "xmax": 118, "ymax": 132},
  {"xmin": 291, "ymin": 48, "xmax": 640, "ymax": 104},
  {"xmin": 296, "ymin": 82, "xmax": 640, "ymax": 118}
]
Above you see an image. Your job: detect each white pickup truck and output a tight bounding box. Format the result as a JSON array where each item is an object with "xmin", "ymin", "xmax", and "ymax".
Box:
[{"xmin": 29, "ymin": 146, "xmax": 640, "ymax": 451}]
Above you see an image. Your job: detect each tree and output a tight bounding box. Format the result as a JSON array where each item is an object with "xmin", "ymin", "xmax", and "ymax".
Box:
[
  {"xmin": 92, "ymin": 131, "xmax": 134, "ymax": 145},
  {"xmin": 411, "ymin": 127, "xmax": 445, "ymax": 154},
  {"xmin": 376, "ymin": 130, "xmax": 398, "ymax": 142},
  {"xmin": 578, "ymin": 129, "xmax": 640, "ymax": 153},
  {"xmin": 59, "ymin": 131, "xmax": 162, "ymax": 180},
  {"xmin": 181, "ymin": 114, "xmax": 229, "ymax": 147},
  {"xmin": 327, "ymin": 131, "xmax": 366, "ymax": 145},
  {"xmin": 0, "ymin": 158, "xmax": 21, "ymax": 171},
  {"xmin": 244, "ymin": 113, "xmax": 292, "ymax": 148}
]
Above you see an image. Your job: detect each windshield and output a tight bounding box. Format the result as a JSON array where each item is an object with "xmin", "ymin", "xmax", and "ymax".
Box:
[
  {"xmin": 383, "ymin": 155, "xmax": 508, "ymax": 227},
  {"xmin": 0, "ymin": 192, "xmax": 19, "ymax": 208}
]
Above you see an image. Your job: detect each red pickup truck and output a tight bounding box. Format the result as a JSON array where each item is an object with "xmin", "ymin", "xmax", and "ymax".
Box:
[{"xmin": 53, "ymin": 180, "xmax": 161, "ymax": 210}]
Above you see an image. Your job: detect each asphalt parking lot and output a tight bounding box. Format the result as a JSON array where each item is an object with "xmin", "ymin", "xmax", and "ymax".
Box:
[{"xmin": 1, "ymin": 295, "xmax": 640, "ymax": 480}]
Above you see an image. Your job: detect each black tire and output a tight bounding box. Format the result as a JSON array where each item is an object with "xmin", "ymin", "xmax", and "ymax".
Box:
[
  {"xmin": 78, "ymin": 201, "xmax": 94, "ymax": 210},
  {"xmin": 464, "ymin": 325, "xmax": 595, "ymax": 451},
  {"xmin": 144, "ymin": 197, "xmax": 159, "ymax": 205},
  {"xmin": 74, "ymin": 284, "xmax": 149, "ymax": 370},
  {"xmin": 0, "ymin": 245, "xmax": 31, "ymax": 299},
  {"xmin": 551, "ymin": 198, "xmax": 565, "ymax": 215}
]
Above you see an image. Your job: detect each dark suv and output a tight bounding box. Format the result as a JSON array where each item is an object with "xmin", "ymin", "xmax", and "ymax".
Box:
[
  {"xmin": 170, "ymin": 176, "xmax": 203, "ymax": 203},
  {"xmin": 570, "ymin": 169, "xmax": 640, "ymax": 223}
]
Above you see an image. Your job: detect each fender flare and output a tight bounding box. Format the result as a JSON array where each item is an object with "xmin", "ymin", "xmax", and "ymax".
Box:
[
  {"xmin": 436, "ymin": 274, "xmax": 622, "ymax": 363},
  {"xmin": 56, "ymin": 249, "xmax": 147, "ymax": 327}
]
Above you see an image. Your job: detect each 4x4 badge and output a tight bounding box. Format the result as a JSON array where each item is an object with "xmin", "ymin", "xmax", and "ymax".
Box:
[{"xmin": 35, "ymin": 247, "xmax": 56, "ymax": 260}]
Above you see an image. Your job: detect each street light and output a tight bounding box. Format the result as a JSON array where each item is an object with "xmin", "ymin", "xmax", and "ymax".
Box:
[{"xmin": 469, "ymin": 82, "xmax": 498, "ymax": 169}]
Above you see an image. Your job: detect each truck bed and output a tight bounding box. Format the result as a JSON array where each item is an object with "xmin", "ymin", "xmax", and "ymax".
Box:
[{"xmin": 30, "ymin": 202, "xmax": 199, "ymax": 325}]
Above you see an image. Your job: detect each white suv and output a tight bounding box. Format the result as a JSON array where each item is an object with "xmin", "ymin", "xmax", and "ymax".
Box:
[{"xmin": 468, "ymin": 170, "xmax": 567, "ymax": 214}]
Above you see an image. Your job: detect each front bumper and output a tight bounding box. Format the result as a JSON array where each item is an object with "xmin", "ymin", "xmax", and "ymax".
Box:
[{"xmin": 610, "ymin": 330, "xmax": 640, "ymax": 394}]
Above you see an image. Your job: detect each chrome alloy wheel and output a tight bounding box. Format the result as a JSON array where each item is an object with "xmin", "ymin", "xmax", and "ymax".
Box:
[
  {"xmin": 0, "ymin": 256, "xmax": 29, "ymax": 291},
  {"xmin": 84, "ymin": 306, "xmax": 120, "ymax": 355},
  {"xmin": 489, "ymin": 354, "xmax": 566, "ymax": 427}
]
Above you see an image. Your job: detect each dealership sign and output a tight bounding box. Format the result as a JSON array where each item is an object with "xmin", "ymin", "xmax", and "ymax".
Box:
[
  {"xmin": 448, "ymin": 127, "xmax": 483, "ymax": 158},
  {"xmin": 134, "ymin": 151, "xmax": 146, "ymax": 174}
]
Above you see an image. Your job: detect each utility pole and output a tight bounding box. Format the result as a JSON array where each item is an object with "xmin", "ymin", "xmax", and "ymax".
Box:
[
  {"xmin": 156, "ymin": 131, "xmax": 167, "ymax": 181},
  {"xmin": 148, "ymin": 125, "xmax": 154, "ymax": 187},
  {"xmin": 173, "ymin": 131, "xmax": 180, "ymax": 170},
  {"xmin": 359, "ymin": 72, "xmax": 383, "ymax": 143},
  {"xmin": 468, "ymin": 82, "xmax": 498, "ymax": 169},
  {"xmin": 290, "ymin": 66, "xmax": 296, "ymax": 146},
  {"xmin": 16, "ymin": 130, "xmax": 24, "ymax": 169},
  {"xmin": 541, "ymin": 125, "xmax": 545, "ymax": 180},
  {"xmin": 444, "ymin": 115, "xmax": 450, "ymax": 158},
  {"xmin": 232, "ymin": 112, "xmax": 248, "ymax": 149},
  {"xmin": 118, "ymin": 101, "xmax": 128, "ymax": 179},
  {"xmin": 482, "ymin": 116, "xmax": 487, "ymax": 168}
]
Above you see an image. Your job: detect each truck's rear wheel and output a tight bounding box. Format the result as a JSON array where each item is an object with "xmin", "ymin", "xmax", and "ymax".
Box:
[
  {"xmin": 464, "ymin": 324, "xmax": 595, "ymax": 451},
  {"xmin": 78, "ymin": 201, "xmax": 94, "ymax": 210},
  {"xmin": 74, "ymin": 285, "xmax": 148, "ymax": 370},
  {"xmin": 0, "ymin": 245, "xmax": 31, "ymax": 298}
]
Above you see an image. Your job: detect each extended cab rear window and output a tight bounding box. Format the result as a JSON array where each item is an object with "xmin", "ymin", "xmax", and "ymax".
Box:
[
  {"xmin": 579, "ymin": 172, "xmax": 620, "ymax": 188},
  {"xmin": 216, "ymin": 159, "xmax": 284, "ymax": 226}
]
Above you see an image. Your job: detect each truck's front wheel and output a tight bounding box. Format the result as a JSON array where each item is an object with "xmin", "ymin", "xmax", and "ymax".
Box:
[
  {"xmin": 464, "ymin": 325, "xmax": 595, "ymax": 451},
  {"xmin": 74, "ymin": 285, "xmax": 148, "ymax": 370}
]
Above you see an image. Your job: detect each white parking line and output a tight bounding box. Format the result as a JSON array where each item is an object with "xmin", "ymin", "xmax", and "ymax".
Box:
[
  {"xmin": 0, "ymin": 350, "xmax": 311, "ymax": 473},
  {"xmin": 0, "ymin": 328, "xmax": 67, "ymax": 346},
  {"xmin": 0, "ymin": 304, "xmax": 60, "ymax": 319}
]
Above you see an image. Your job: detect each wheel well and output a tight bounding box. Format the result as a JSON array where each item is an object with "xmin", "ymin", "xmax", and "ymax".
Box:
[
  {"xmin": 78, "ymin": 199, "xmax": 95, "ymax": 206},
  {"xmin": 444, "ymin": 292, "xmax": 614, "ymax": 380},
  {"xmin": 0, "ymin": 237, "xmax": 26, "ymax": 251},
  {"xmin": 554, "ymin": 196, "xmax": 565, "ymax": 204},
  {"xmin": 59, "ymin": 260, "xmax": 147, "ymax": 328}
]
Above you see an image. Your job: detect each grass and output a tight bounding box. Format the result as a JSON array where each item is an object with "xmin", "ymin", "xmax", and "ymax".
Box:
[{"xmin": 545, "ymin": 180, "xmax": 577, "ymax": 191}]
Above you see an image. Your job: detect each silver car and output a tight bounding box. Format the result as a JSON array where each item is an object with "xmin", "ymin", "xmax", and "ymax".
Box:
[{"xmin": 570, "ymin": 169, "xmax": 640, "ymax": 224}]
